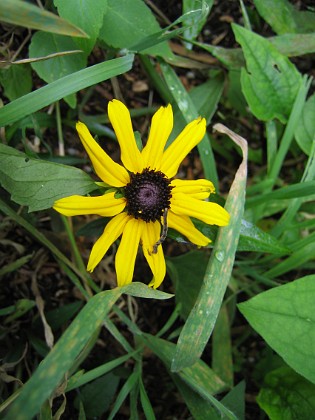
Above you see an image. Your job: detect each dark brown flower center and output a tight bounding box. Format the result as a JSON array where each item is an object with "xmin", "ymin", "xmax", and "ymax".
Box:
[{"xmin": 124, "ymin": 168, "xmax": 172, "ymax": 222}]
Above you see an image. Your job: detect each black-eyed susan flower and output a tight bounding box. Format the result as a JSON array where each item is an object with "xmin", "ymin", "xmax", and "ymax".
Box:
[{"xmin": 53, "ymin": 100, "xmax": 229, "ymax": 288}]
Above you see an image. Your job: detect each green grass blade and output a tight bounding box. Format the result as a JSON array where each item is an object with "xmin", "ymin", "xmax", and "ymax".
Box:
[
  {"xmin": 5, "ymin": 289, "xmax": 123, "ymax": 420},
  {"xmin": 0, "ymin": 54, "xmax": 134, "ymax": 126},
  {"xmin": 159, "ymin": 60, "xmax": 219, "ymax": 188},
  {"xmin": 66, "ymin": 352, "xmax": 138, "ymax": 392},
  {"xmin": 172, "ymin": 124, "xmax": 248, "ymax": 370},
  {"xmin": 0, "ymin": 0, "xmax": 87, "ymax": 38},
  {"xmin": 108, "ymin": 371, "xmax": 139, "ymax": 420}
]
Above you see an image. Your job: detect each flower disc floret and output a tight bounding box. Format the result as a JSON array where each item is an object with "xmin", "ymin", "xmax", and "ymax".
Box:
[{"xmin": 124, "ymin": 168, "xmax": 172, "ymax": 222}]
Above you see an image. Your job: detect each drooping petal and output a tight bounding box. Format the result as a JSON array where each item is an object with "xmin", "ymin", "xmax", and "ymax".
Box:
[
  {"xmin": 87, "ymin": 212, "xmax": 131, "ymax": 272},
  {"xmin": 168, "ymin": 210, "xmax": 210, "ymax": 246},
  {"xmin": 115, "ymin": 218, "xmax": 144, "ymax": 286},
  {"xmin": 171, "ymin": 192, "xmax": 230, "ymax": 226},
  {"xmin": 171, "ymin": 179, "xmax": 215, "ymax": 200},
  {"xmin": 160, "ymin": 117, "xmax": 206, "ymax": 178},
  {"xmin": 108, "ymin": 100, "xmax": 143, "ymax": 173},
  {"xmin": 141, "ymin": 220, "xmax": 166, "ymax": 289},
  {"xmin": 53, "ymin": 192, "xmax": 126, "ymax": 217},
  {"xmin": 76, "ymin": 121, "xmax": 129, "ymax": 187},
  {"xmin": 141, "ymin": 104, "xmax": 173, "ymax": 169}
]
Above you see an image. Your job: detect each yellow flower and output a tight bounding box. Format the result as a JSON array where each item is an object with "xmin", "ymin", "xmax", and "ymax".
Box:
[{"xmin": 53, "ymin": 100, "xmax": 229, "ymax": 288}]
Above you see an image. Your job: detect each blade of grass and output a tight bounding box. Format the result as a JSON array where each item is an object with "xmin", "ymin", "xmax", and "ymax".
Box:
[
  {"xmin": 108, "ymin": 371, "xmax": 139, "ymax": 420},
  {"xmin": 66, "ymin": 351, "xmax": 138, "ymax": 392},
  {"xmin": 0, "ymin": 54, "xmax": 134, "ymax": 126},
  {"xmin": 172, "ymin": 124, "xmax": 247, "ymax": 370},
  {"xmin": 159, "ymin": 60, "xmax": 219, "ymax": 188},
  {"xmin": 0, "ymin": 0, "xmax": 88, "ymax": 37},
  {"xmin": 271, "ymin": 139, "xmax": 315, "ymax": 237}
]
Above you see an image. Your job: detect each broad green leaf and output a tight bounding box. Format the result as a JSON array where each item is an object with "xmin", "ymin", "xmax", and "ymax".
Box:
[
  {"xmin": 238, "ymin": 275, "xmax": 315, "ymax": 384},
  {"xmin": 172, "ymin": 125, "xmax": 247, "ymax": 370},
  {"xmin": 295, "ymin": 93, "xmax": 315, "ymax": 156},
  {"xmin": 257, "ymin": 366, "xmax": 315, "ymax": 419},
  {"xmin": 98, "ymin": 0, "xmax": 173, "ymax": 58},
  {"xmin": 221, "ymin": 381, "xmax": 246, "ymax": 420},
  {"xmin": 270, "ymin": 33, "xmax": 315, "ymax": 57},
  {"xmin": 0, "ymin": 54, "xmax": 134, "ymax": 126},
  {"xmin": 54, "ymin": 0, "xmax": 108, "ymax": 54},
  {"xmin": 0, "ymin": 143, "xmax": 96, "ymax": 212},
  {"xmin": 0, "ymin": 0, "xmax": 87, "ymax": 38},
  {"xmin": 29, "ymin": 32, "xmax": 87, "ymax": 108},
  {"xmin": 182, "ymin": 0, "xmax": 214, "ymax": 49},
  {"xmin": 0, "ymin": 65, "xmax": 32, "ymax": 100},
  {"xmin": 122, "ymin": 282, "xmax": 174, "ymax": 300},
  {"xmin": 253, "ymin": 0, "xmax": 315, "ymax": 35},
  {"xmin": 233, "ymin": 24, "xmax": 303, "ymax": 123},
  {"xmin": 5, "ymin": 289, "xmax": 123, "ymax": 420}
]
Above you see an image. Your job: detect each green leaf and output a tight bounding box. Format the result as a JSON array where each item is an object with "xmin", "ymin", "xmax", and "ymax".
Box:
[
  {"xmin": 192, "ymin": 218, "xmax": 291, "ymax": 254},
  {"xmin": 182, "ymin": 0, "xmax": 214, "ymax": 49},
  {"xmin": 140, "ymin": 334, "xmax": 235, "ymax": 419},
  {"xmin": 257, "ymin": 366, "xmax": 315, "ymax": 419},
  {"xmin": 221, "ymin": 381, "xmax": 246, "ymax": 420},
  {"xmin": 0, "ymin": 54, "xmax": 134, "ymax": 126},
  {"xmin": 295, "ymin": 93, "xmax": 315, "ymax": 156},
  {"xmin": 29, "ymin": 32, "xmax": 87, "ymax": 108},
  {"xmin": 233, "ymin": 24, "xmax": 303, "ymax": 123},
  {"xmin": 0, "ymin": 65, "xmax": 32, "ymax": 100},
  {"xmin": 159, "ymin": 61, "xmax": 219, "ymax": 188},
  {"xmin": 238, "ymin": 275, "xmax": 315, "ymax": 384},
  {"xmin": 122, "ymin": 282, "xmax": 174, "ymax": 300},
  {"xmin": 0, "ymin": 143, "xmax": 96, "ymax": 212},
  {"xmin": 4, "ymin": 299, "xmax": 36, "ymax": 323},
  {"xmin": 76, "ymin": 373, "xmax": 119, "ymax": 417},
  {"xmin": 54, "ymin": 0, "xmax": 108, "ymax": 54},
  {"xmin": 5, "ymin": 288, "xmax": 123, "ymax": 420},
  {"xmin": 189, "ymin": 73, "xmax": 225, "ymax": 125},
  {"xmin": 265, "ymin": 241, "xmax": 315, "ymax": 278},
  {"xmin": 253, "ymin": 0, "xmax": 315, "ymax": 35},
  {"xmin": 98, "ymin": 0, "xmax": 173, "ymax": 58},
  {"xmin": 0, "ymin": 0, "xmax": 88, "ymax": 37},
  {"xmin": 246, "ymin": 180, "xmax": 315, "ymax": 208}
]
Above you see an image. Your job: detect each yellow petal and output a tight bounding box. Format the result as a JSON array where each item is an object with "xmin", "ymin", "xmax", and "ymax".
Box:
[
  {"xmin": 53, "ymin": 192, "xmax": 126, "ymax": 217},
  {"xmin": 87, "ymin": 212, "xmax": 131, "ymax": 272},
  {"xmin": 115, "ymin": 218, "xmax": 144, "ymax": 286},
  {"xmin": 171, "ymin": 192, "xmax": 230, "ymax": 226},
  {"xmin": 141, "ymin": 104, "xmax": 173, "ymax": 169},
  {"xmin": 141, "ymin": 220, "xmax": 166, "ymax": 289},
  {"xmin": 168, "ymin": 210, "xmax": 210, "ymax": 246},
  {"xmin": 171, "ymin": 179, "xmax": 215, "ymax": 200},
  {"xmin": 160, "ymin": 117, "xmax": 206, "ymax": 178},
  {"xmin": 108, "ymin": 100, "xmax": 143, "ymax": 173},
  {"xmin": 76, "ymin": 121, "xmax": 129, "ymax": 187}
]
